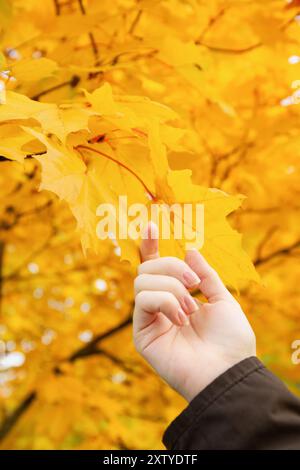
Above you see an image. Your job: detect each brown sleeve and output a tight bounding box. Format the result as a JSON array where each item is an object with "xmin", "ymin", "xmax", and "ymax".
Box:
[{"xmin": 163, "ymin": 356, "xmax": 300, "ymax": 450}]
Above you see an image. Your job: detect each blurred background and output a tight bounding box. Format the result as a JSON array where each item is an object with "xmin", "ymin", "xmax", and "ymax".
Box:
[{"xmin": 0, "ymin": 0, "xmax": 300, "ymax": 449}]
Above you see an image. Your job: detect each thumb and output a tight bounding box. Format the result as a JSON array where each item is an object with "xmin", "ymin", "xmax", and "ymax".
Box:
[
  {"xmin": 140, "ymin": 221, "xmax": 160, "ymax": 262},
  {"xmin": 185, "ymin": 249, "xmax": 232, "ymax": 303}
]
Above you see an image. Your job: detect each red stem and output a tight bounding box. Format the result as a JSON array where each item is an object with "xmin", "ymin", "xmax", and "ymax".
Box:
[{"xmin": 76, "ymin": 144, "xmax": 156, "ymax": 200}]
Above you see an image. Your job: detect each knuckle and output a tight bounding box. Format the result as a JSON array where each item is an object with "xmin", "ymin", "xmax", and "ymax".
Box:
[
  {"xmin": 163, "ymin": 256, "xmax": 177, "ymax": 262},
  {"xmin": 164, "ymin": 256, "xmax": 182, "ymax": 265},
  {"xmin": 137, "ymin": 262, "xmax": 147, "ymax": 275},
  {"xmin": 134, "ymin": 290, "xmax": 147, "ymax": 307},
  {"xmin": 163, "ymin": 256, "xmax": 186, "ymax": 273},
  {"xmin": 134, "ymin": 274, "xmax": 146, "ymax": 293},
  {"xmin": 133, "ymin": 277, "xmax": 140, "ymax": 293},
  {"xmin": 138, "ymin": 259, "xmax": 159, "ymax": 274},
  {"xmin": 161, "ymin": 291, "xmax": 176, "ymax": 309},
  {"xmin": 170, "ymin": 277, "xmax": 186, "ymax": 295}
]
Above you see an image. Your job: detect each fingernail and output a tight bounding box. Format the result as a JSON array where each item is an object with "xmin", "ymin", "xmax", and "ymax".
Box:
[
  {"xmin": 178, "ymin": 308, "xmax": 189, "ymax": 326},
  {"xmin": 182, "ymin": 271, "xmax": 201, "ymax": 288},
  {"xmin": 183, "ymin": 295, "xmax": 199, "ymax": 314}
]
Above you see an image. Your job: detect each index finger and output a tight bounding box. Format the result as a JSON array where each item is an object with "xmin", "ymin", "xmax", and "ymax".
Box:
[{"xmin": 140, "ymin": 221, "xmax": 160, "ymax": 262}]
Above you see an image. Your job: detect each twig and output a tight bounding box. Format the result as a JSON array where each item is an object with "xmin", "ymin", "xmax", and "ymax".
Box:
[
  {"xmin": 70, "ymin": 316, "xmax": 132, "ymax": 361},
  {"xmin": 254, "ymin": 226, "xmax": 278, "ymax": 262},
  {"xmin": 254, "ymin": 239, "xmax": 300, "ymax": 267},
  {"xmin": 129, "ymin": 9, "xmax": 142, "ymax": 35},
  {"xmin": 53, "ymin": 0, "xmax": 61, "ymax": 15},
  {"xmin": 0, "ymin": 392, "xmax": 36, "ymax": 440},
  {"xmin": 3, "ymin": 227, "xmax": 57, "ymax": 281},
  {"xmin": 0, "ymin": 241, "xmax": 4, "ymax": 315},
  {"xmin": 78, "ymin": 0, "xmax": 99, "ymax": 63},
  {"xmin": 31, "ymin": 75, "xmax": 80, "ymax": 101},
  {"xmin": 0, "ymin": 316, "xmax": 132, "ymax": 441}
]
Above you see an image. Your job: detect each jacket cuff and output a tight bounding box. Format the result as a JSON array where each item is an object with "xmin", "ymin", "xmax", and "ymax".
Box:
[{"xmin": 162, "ymin": 356, "xmax": 263, "ymax": 449}]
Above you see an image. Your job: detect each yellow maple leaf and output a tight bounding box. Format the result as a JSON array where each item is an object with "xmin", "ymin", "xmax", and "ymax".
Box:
[
  {"xmin": 10, "ymin": 57, "xmax": 58, "ymax": 82},
  {"xmin": 15, "ymin": 82, "xmax": 258, "ymax": 287},
  {"xmin": 0, "ymin": 124, "xmax": 33, "ymax": 162},
  {"xmin": 0, "ymin": 91, "xmax": 93, "ymax": 144},
  {"xmin": 116, "ymin": 168, "xmax": 259, "ymax": 288},
  {"xmin": 22, "ymin": 127, "xmax": 86, "ymax": 204}
]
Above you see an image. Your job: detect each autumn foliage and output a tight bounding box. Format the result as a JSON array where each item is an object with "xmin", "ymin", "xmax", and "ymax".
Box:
[{"xmin": 0, "ymin": 0, "xmax": 300, "ymax": 450}]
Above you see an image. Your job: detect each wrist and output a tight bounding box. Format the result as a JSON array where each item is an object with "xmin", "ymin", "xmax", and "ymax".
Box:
[{"xmin": 179, "ymin": 354, "xmax": 255, "ymax": 402}]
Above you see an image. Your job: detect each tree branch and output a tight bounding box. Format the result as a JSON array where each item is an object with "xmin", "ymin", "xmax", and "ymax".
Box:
[
  {"xmin": 129, "ymin": 9, "xmax": 142, "ymax": 35},
  {"xmin": 196, "ymin": 40, "xmax": 262, "ymax": 54},
  {"xmin": 0, "ymin": 151, "xmax": 46, "ymax": 164},
  {"xmin": 0, "ymin": 241, "xmax": 4, "ymax": 315},
  {"xmin": 254, "ymin": 239, "xmax": 300, "ymax": 267},
  {"xmin": 31, "ymin": 75, "xmax": 80, "ymax": 101},
  {"xmin": 196, "ymin": 7, "xmax": 226, "ymax": 44},
  {"xmin": 254, "ymin": 226, "xmax": 278, "ymax": 262},
  {"xmin": 0, "ymin": 392, "xmax": 36, "ymax": 440},
  {"xmin": 0, "ymin": 315, "xmax": 132, "ymax": 441},
  {"xmin": 0, "ymin": 200, "xmax": 53, "ymax": 232},
  {"xmin": 69, "ymin": 315, "xmax": 132, "ymax": 361},
  {"xmin": 78, "ymin": 0, "xmax": 99, "ymax": 63},
  {"xmin": 53, "ymin": 0, "xmax": 61, "ymax": 16},
  {"xmin": 3, "ymin": 227, "xmax": 57, "ymax": 282}
]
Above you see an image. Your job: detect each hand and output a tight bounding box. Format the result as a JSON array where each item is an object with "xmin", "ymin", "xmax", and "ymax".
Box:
[{"xmin": 133, "ymin": 222, "xmax": 256, "ymax": 402}]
